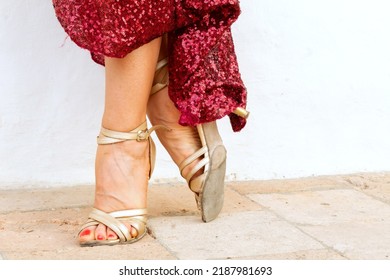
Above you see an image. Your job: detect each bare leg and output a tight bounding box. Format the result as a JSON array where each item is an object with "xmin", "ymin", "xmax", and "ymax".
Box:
[
  {"xmin": 148, "ymin": 38, "xmax": 227, "ymax": 223},
  {"xmin": 79, "ymin": 37, "xmax": 161, "ymax": 243}
]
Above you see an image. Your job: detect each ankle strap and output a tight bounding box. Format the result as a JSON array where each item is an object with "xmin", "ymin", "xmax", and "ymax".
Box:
[{"xmin": 97, "ymin": 121, "xmax": 170, "ymax": 145}]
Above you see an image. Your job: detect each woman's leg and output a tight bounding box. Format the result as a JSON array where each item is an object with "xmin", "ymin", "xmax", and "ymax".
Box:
[
  {"xmin": 79, "ymin": 37, "xmax": 162, "ymax": 243},
  {"xmin": 147, "ymin": 37, "xmax": 227, "ymax": 222}
]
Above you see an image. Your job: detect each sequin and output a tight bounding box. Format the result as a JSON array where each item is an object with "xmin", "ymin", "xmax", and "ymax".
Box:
[{"xmin": 52, "ymin": 0, "xmax": 247, "ymax": 131}]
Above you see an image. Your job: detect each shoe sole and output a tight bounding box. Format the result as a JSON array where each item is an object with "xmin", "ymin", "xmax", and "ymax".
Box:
[{"xmin": 198, "ymin": 122, "xmax": 227, "ymax": 223}]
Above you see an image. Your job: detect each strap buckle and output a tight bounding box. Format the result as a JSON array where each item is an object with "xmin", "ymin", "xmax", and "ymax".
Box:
[{"xmin": 136, "ymin": 129, "xmax": 149, "ymax": 142}]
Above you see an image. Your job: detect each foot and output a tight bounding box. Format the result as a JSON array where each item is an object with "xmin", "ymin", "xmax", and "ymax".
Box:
[
  {"xmin": 147, "ymin": 86, "xmax": 204, "ymax": 182},
  {"xmin": 78, "ymin": 139, "xmax": 150, "ymax": 244},
  {"xmin": 148, "ymin": 37, "xmax": 203, "ymax": 179}
]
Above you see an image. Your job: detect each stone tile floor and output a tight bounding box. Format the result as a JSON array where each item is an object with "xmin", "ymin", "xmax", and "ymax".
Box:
[{"xmin": 0, "ymin": 172, "xmax": 389, "ymax": 260}]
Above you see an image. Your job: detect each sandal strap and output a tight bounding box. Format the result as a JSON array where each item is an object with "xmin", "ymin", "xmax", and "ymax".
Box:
[
  {"xmin": 151, "ymin": 82, "xmax": 169, "ymax": 95},
  {"xmin": 156, "ymin": 57, "xmax": 168, "ymax": 71},
  {"xmin": 151, "ymin": 58, "xmax": 169, "ymax": 95},
  {"xmin": 179, "ymin": 146, "xmax": 209, "ymax": 183},
  {"xmin": 110, "ymin": 208, "xmax": 148, "ymax": 219},
  {"xmin": 185, "ymin": 157, "xmax": 209, "ymax": 184},
  {"xmin": 179, "ymin": 146, "xmax": 208, "ymax": 172},
  {"xmin": 96, "ymin": 121, "xmax": 170, "ymax": 179},
  {"xmin": 97, "ymin": 121, "xmax": 169, "ymax": 145},
  {"xmin": 83, "ymin": 208, "xmax": 147, "ymax": 242}
]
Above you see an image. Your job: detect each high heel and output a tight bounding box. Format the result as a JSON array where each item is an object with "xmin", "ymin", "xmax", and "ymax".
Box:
[{"xmin": 78, "ymin": 121, "xmax": 164, "ymax": 246}]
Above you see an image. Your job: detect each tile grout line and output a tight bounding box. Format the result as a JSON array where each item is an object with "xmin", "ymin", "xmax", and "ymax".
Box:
[{"xmin": 147, "ymin": 226, "xmax": 180, "ymax": 260}]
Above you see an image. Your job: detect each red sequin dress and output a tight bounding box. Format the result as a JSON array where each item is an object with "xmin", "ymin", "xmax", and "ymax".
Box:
[{"xmin": 52, "ymin": 0, "xmax": 248, "ymax": 131}]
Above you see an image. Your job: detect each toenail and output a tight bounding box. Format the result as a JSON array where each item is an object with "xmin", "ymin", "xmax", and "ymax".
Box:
[
  {"xmin": 80, "ymin": 229, "xmax": 91, "ymax": 237},
  {"xmin": 108, "ymin": 234, "xmax": 115, "ymax": 238},
  {"xmin": 97, "ymin": 234, "xmax": 105, "ymax": 240}
]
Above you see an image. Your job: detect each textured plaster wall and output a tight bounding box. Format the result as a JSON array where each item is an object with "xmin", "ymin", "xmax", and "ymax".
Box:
[{"xmin": 1, "ymin": 0, "xmax": 389, "ymax": 188}]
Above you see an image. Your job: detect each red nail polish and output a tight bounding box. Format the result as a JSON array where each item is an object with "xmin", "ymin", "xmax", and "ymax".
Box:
[
  {"xmin": 97, "ymin": 234, "xmax": 104, "ymax": 240},
  {"xmin": 80, "ymin": 229, "xmax": 91, "ymax": 237},
  {"xmin": 108, "ymin": 234, "xmax": 115, "ymax": 238}
]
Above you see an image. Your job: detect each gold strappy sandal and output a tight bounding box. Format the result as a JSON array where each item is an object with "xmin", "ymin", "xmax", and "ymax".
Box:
[
  {"xmin": 79, "ymin": 208, "xmax": 148, "ymax": 247},
  {"xmin": 79, "ymin": 121, "xmax": 164, "ymax": 246},
  {"xmin": 179, "ymin": 121, "xmax": 227, "ymax": 222},
  {"xmin": 149, "ymin": 59, "xmax": 249, "ymax": 222}
]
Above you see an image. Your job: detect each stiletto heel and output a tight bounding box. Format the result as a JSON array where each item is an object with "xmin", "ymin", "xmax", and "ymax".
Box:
[{"xmin": 233, "ymin": 107, "xmax": 250, "ymax": 119}]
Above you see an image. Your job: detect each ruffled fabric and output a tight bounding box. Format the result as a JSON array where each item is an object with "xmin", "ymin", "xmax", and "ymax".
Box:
[{"xmin": 53, "ymin": 0, "xmax": 247, "ymax": 131}]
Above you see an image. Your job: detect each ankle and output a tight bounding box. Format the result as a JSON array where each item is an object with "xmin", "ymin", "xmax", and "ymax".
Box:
[{"xmin": 94, "ymin": 139, "xmax": 150, "ymax": 210}]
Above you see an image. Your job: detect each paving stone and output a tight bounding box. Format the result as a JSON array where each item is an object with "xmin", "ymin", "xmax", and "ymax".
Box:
[
  {"xmin": 249, "ymin": 189, "xmax": 390, "ymax": 259},
  {"xmin": 1, "ymin": 174, "xmax": 389, "ymax": 260},
  {"xmin": 147, "ymin": 183, "xmax": 262, "ymax": 218},
  {"xmin": 230, "ymin": 249, "xmax": 346, "ymax": 260},
  {"xmin": 0, "ymin": 208, "xmax": 174, "ymax": 260},
  {"xmin": 0, "ymin": 182, "xmax": 260, "ymax": 215},
  {"xmin": 361, "ymin": 185, "xmax": 390, "ymax": 205},
  {"xmin": 148, "ymin": 210, "xmax": 324, "ymax": 260},
  {"xmin": 0, "ymin": 185, "xmax": 94, "ymax": 213},
  {"xmin": 343, "ymin": 173, "xmax": 390, "ymax": 204},
  {"xmin": 228, "ymin": 176, "xmax": 352, "ymax": 195},
  {"xmin": 3, "ymin": 240, "xmax": 176, "ymax": 260},
  {"xmin": 299, "ymin": 224, "xmax": 390, "ymax": 260}
]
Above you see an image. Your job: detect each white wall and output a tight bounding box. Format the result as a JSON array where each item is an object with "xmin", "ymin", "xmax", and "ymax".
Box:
[{"xmin": 1, "ymin": 0, "xmax": 390, "ymax": 189}]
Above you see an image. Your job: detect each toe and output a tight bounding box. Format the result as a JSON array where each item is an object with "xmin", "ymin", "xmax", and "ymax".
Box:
[
  {"xmin": 122, "ymin": 223, "xmax": 138, "ymax": 238},
  {"xmin": 79, "ymin": 226, "xmax": 96, "ymax": 243},
  {"xmin": 129, "ymin": 225, "xmax": 139, "ymax": 238},
  {"xmin": 106, "ymin": 227, "xmax": 118, "ymax": 240},
  {"xmin": 95, "ymin": 224, "xmax": 107, "ymax": 241}
]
